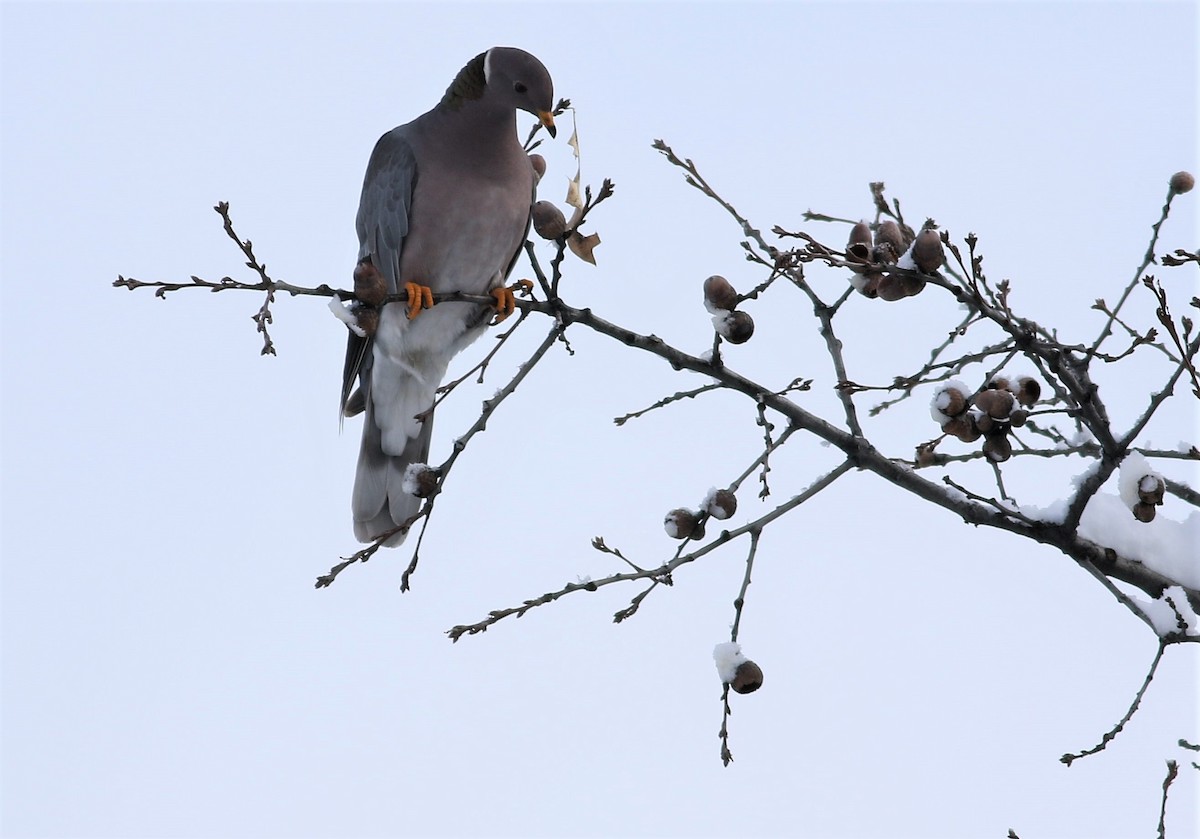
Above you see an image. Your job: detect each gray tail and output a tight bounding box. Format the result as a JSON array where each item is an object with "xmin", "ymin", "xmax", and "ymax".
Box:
[{"xmin": 351, "ymin": 402, "xmax": 434, "ymax": 546}]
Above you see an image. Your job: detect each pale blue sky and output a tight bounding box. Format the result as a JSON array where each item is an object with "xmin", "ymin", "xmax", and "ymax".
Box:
[{"xmin": 2, "ymin": 2, "xmax": 1197, "ymax": 837}]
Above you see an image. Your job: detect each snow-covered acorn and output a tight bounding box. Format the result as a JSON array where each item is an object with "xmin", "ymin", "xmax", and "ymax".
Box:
[
  {"xmin": 353, "ymin": 260, "xmax": 388, "ymax": 307},
  {"xmin": 912, "ymin": 227, "xmax": 945, "ymax": 273},
  {"xmin": 1169, "ymin": 171, "xmax": 1194, "ymax": 194},
  {"xmin": 703, "ymin": 274, "xmax": 739, "ymax": 312},
  {"xmin": 532, "ymin": 200, "xmax": 567, "ymax": 239},
  {"xmin": 974, "ymin": 388, "xmax": 1015, "ymax": 419},
  {"xmin": 1137, "ymin": 475, "xmax": 1166, "ymax": 506},
  {"xmin": 731, "ymin": 660, "xmax": 764, "ymax": 694},
  {"xmin": 704, "ymin": 488, "xmax": 738, "ymax": 520},
  {"xmin": 982, "ymin": 432, "xmax": 1013, "ymax": 463},
  {"xmin": 1132, "ymin": 501, "xmax": 1157, "ymax": 523},
  {"xmin": 715, "ymin": 310, "xmax": 755, "ymax": 344},
  {"xmin": 1015, "ymin": 376, "xmax": 1041, "ymax": 407},
  {"xmin": 401, "ymin": 464, "xmax": 440, "ymax": 498},
  {"xmin": 930, "ymin": 381, "xmax": 969, "ymax": 421},
  {"xmin": 664, "ymin": 508, "xmax": 704, "ymax": 540},
  {"xmin": 942, "ymin": 415, "xmax": 981, "ymax": 443}
]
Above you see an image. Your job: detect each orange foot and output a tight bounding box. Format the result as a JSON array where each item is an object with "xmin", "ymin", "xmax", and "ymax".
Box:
[
  {"xmin": 404, "ymin": 281, "xmax": 434, "ymax": 320},
  {"xmin": 490, "ymin": 279, "xmax": 534, "ymax": 324}
]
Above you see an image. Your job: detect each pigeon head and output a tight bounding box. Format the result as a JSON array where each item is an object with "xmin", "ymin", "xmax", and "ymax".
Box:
[{"xmin": 441, "ymin": 47, "xmax": 556, "ymax": 137}]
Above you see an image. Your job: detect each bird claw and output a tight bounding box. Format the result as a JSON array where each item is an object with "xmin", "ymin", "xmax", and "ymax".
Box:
[
  {"xmin": 404, "ymin": 282, "xmax": 434, "ymax": 319},
  {"xmin": 490, "ymin": 280, "xmax": 532, "ymax": 324}
]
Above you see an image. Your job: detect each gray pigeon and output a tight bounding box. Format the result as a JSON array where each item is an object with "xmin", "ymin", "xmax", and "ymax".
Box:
[{"xmin": 343, "ymin": 47, "xmax": 556, "ymax": 545}]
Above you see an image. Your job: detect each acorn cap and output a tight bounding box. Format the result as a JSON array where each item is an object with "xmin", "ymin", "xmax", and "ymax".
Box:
[
  {"xmin": 353, "ymin": 260, "xmax": 388, "ymax": 307},
  {"xmin": 532, "ymin": 200, "xmax": 567, "ymax": 240},
  {"xmin": 847, "ymin": 221, "xmax": 873, "ymax": 262},
  {"xmin": 912, "ymin": 227, "xmax": 945, "ymax": 273},
  {"xmin": 730, "ymin": 660, "xmax": 763, "ymax": 694},
  {"xmin": 703, "ymin": 275, "xmax": 739, "ymax": 311}
]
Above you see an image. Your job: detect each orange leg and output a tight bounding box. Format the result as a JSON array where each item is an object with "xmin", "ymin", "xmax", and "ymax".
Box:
[
  {"xmin": 404, "ymin": 282, "xmax": 434, "ymax": 320},
  {"xmin": 490, "ymin": 279, "xmax": 534, "ymax": 324}
]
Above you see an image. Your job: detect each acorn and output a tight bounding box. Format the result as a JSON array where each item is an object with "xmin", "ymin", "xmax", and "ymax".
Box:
[
  {"xmin": 974, "ymin": 412, "xmax": 996, "ymax": 434},
  {"xmin": 847, "ymin": 221, "xmax": 873, "ymax": 262},
  {"xmin": 730, "ymin": 660, "xmax": 763, "ymax": 694},
  {"xmin": 353, "ymin": 260, "xmax": 388, "ymax": 306},
  {"xmin": 875, "ymin": 220, "xmax": 905, "ymax": 260},
  {"xmin": 932, "ymin": 383, "xmax": 969, "ymax": 420},
  {"xmin": 1015, "ymin": 376, "xmax": 1041, "ymax": 407},
  {"xmin": 402, "ymin": 464, "xmax": 440, "ymax": 498},
  {"xmin": 912, "ymin": 227, "xmax": 944, "ymax": 273},
  {"xmin": 876, "ymin": 274, "xmax": 907, "ymax": 301},
  {"xmin": 982, "ymin": 433, "xmax": 1013, "ymax": 463},
  {"xmin": 664, "ymin": 508, "xmax": 704, "ymax": 540},
  {"xmin": 974, "ymin": 388, "xmax": 1015, "ymax": 419},
  {"xmin": 528, "ymin": 153, "xmax": 547, "ymax": 184},
  {"xmin": 1132, "ymin": 501, "xmax": 1157, "ymax": 523},
  {"xmin": 716, "ymin": 310, "xmax": 755, "ymax": 344},
  {"xmin": 703, "ymin": 274, "xmax": 739, "ymax": 311},
  {"xmin": 532, "ymin": 200, "xmax": 567, "ymax": 239},
  {"xmin": 1169, "ymin": 171, "xmax": 1195, "ymax": 195},
  {"xmin": 899, "ymin": 274, "xmax": 926, "ymax": 297},
  {"xmin": 1008, "ymin": 409, "xmax": 1029, "ymax": 428},
  {"xmin": 1137, "ymin": 475, "xmax": 1166, "ymax": 506},
  {"xmin": 942, "ymin": 415, "xmax": 981, "ymax": 443},
  {"xmin": 986, "ymin": 376, "xmax": 1011, "ymax": 393},
  {"xmin": 705, "ymin": 489, "xmax": 738, "ymax": 520},
  {"xmin": 858, "ymin": 272, "xmax": 883, "ymax": 298},
  {"xmin": 354, "ymin": 306, "xmax": 379, "ymax": 336}
]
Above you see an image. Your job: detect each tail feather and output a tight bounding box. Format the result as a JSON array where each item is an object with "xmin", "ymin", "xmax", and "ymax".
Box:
[{"xmin": 352, "ymin": 400, "xmax": 434, "ymax": 546}]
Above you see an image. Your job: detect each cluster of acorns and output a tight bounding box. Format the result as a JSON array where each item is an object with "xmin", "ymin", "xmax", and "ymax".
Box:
[
  {"xmin": 664, "ymin": 488, "xmax": 738, "ymax": 540},
  {"xmin": 847, "ymin": 219, "xmax": 945, "ymax": 300},
  {"xmin": 930, "ymin": 375, "xmax": 1041, "ymax": 463},
  {"xmin": 703, "ymin": 275, "xmax": 755, "ymax": 344}
]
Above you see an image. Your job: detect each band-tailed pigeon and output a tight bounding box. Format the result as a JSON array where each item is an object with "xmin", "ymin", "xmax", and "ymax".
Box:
[{"xmin": 343, "ymin": 47, "xmax": 556, "ymax": 545}]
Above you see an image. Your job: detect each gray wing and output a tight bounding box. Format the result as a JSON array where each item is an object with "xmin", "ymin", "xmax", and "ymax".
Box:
[{"xmin": 342, "ymin": 128, "xmax": 418, "ymax": 415}]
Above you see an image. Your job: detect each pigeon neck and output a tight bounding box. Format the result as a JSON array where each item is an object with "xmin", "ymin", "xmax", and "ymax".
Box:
[{"xmin": 431, "ymin": 103, "xmax": 520, "ymax": 159}]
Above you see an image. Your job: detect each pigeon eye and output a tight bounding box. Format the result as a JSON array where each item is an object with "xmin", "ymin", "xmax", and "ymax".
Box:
[{"xmin": 513, "ymin": 82, "xmax": 528, "ymax": 94}]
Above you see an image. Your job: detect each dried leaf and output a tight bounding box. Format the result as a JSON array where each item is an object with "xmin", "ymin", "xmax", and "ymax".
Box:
[{"xmin": 567, "ymin": 230, "xmax": 601, "ymax": 265}]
